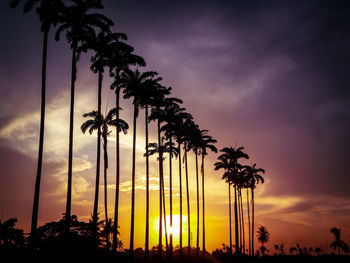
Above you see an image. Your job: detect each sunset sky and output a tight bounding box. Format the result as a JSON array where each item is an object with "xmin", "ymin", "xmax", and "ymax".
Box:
[{"xmin": 1, "ymin": 0, "xmax": 350, "ymax": 253}]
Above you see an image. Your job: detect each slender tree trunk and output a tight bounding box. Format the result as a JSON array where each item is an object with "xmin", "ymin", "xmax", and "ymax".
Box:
[
  {"xmin": 251, "ymin": 189, "xmax": 255, "ymax": 257},
  {"xmin": 201, "ymin": 154, "xmax": 206, "ymax": 254},
  {"xmin": 158, "ymin": 117, "xmax": 163, "ymax": 256},
  {"xmin": 162, "ymin": 171, "xmax": 169, "ymax": 254},
  {"xmin": 178, "ymin": 143, "xmax": 183, "ymax": 256},
  {"xmin": 238, "ymin": 189, "xmax": 242, "ymax": 253},
  {"xmin": 169, "ymin": 137, "xmax": 173, "ymax": 258},
  {"xmin": 92, "ymin": 67, "xmax": 102, "ymax": 246},
  {"xmin": 31, "ymin": 30, "xmax": 48, "ymax": 246},
  {"xmin": 145, "ymin": 105, "xmax": 150, "ymax": 257},
  {"xmin": 112, "ymin": 87, "xmax": 120, "ymax": 254},
  {"xmin": 247, "ymin": 190, "xmax": 251, "ymax": 256},
  {"xmin": 66, "ymin": 43, "xmax": 78, "ymax": 234},
  {"xmin": 129, "ymin": 102, "xmax": 137, "ymax": 259},
  {"xmin": 234, "ymin": 185, "xmax": 239, "ymax": 254},
  {"xmin": 228, "ymin": 184, "xmax": 232, "ymax": 255},
  {"xmin": 103, "ymin": 137, "xmax": 110, "ymax": 251},
  {"xmin": 184, "ymin": 144, "xmax": 191, "ymax": 255},
  {"xmin": 195, "ymin": 150, "xmax": 200, "ymax": 257},
  {"xmin": 240, "ymin": 189, "xmax": 245, "ymax": 254}
]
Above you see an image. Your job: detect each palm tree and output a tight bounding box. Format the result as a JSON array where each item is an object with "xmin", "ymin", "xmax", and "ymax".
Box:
[
  {"xmin": 186, "ymin": 124, "xmax": 202, "ymax": 256},
  {"xmin": 246, "ymin": 163, "xmax": 265, "ymax": 256},
  {"xmin": 138, "ymin": 77, "xmax": 162, "ymax": 256},
  {"xmin": 109, "ymin": 47, "xmax": 145, "ymax": 254},
  {"xmin": 119, "ymin": 68, "xmax": 158, "ymax": 257},
  {"xmin": 214, "ymin": 156, "xmax": 233, "ymax": 254},
  {"xmin": 215, "ymin": 146, "xmax": 249, "ymax": 254},
  {"xmin": 181, "ymin": 118, "xmax": 197, "ymax": 255},
  {"xmin": 257, "ymin": 226, "xmax": 270, "ymax": 256},
  {"xmin": 149, "ymin": 89, "xmax": 181, "ymax": 256},
  {"xmin": 145, "ymin": 138, "xmax": 178, "ymax": 253},
  {"xmin": 10, "ymin": 0, "xmax": 65, "ymax": 245},
  {"xmin": 55, "ymin": 0, "xmax": 113, "ymax": 236},
  {"xmin": 330, "ymin": 227, "xmax": 349, "ymax": 255},
  {"xmin": 198, "ymin": 131, "xmax": 217, "ymax": 254},
  {"xmin": 81, "ymin": 108, "xmax": 128, "ymax": 251},
  {"xmin": 159, "ymin": 101, "xmax": 188, "ymax": 257}
]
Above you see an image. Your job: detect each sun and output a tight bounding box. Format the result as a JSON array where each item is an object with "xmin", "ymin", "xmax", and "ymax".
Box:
[{"xmin": 153, "ymin": 214, "xmax": 187, "ymax": 245}]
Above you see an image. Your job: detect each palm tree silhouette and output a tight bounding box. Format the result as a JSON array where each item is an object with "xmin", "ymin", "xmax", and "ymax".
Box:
[
  {"xmin": 198, "ymin": 131, "xmax": 217, "ymax": 254},
  {"xmin": 257, "ymin": 226, "xmax": 270, "ymax": 256},
  {"xmin": 119, "ymin": 68, "xmax": 158, "ymax": 257},
  {"xmin": 246, "ymin": 163, "xmax": 264, "ymax": 256},
  {"xmin": 215, "ymin": 146, "xmax": 249, "ymax": 254},
  {"xmin": 81, "ymin": 108, "xmax": 128, "ymax": 251},
  {"xmin": 181, "ymin": 118, "xmax": 197, "ymax": 255},
  {"xmin": 158, "ymin": 100, "xmax": 187, "ymax": 257},
  {"xmin": 138, "ymin": 76, "xmax": 163, "ymax": 257},
  {"xmin": 55, "ymin": 0, "xmax": 113, "ymax": 236},
  {"xmin": 161, "ymin": 106, "xmax": 193, "ymax": 257},
  {"xmin": 330, "ymin": 227, "xmax": 349, "ymax": 255},
  {"xmin": 186, "ymin": 124, "xmax": 202, "ymax": 256},
  {"xmin": 109, "ymin": 46, "xmax": 145, "ymax": 254},
  {"xmin": 10, "ymin": 0, "xmax": 65, "ymax": 245},
  {"xmin": 149, "ymin": 88, "xmax": 181, "ymax": 256}
]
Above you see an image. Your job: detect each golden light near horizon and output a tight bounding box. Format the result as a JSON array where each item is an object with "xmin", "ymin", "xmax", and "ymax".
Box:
[{"xmin": 153, "ymin": 214, "xmax": 188, "ymax": 247}]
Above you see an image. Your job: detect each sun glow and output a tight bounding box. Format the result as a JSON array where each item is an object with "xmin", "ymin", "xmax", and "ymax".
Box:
[{"xmin": 153, "ymin": 214, "xmax": 188, "ymax": 246}]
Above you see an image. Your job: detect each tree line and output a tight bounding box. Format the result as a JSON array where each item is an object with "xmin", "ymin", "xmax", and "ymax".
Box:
[{"xmin": 9, "ymin": 0, "xmax": 268, "ymax": 259}]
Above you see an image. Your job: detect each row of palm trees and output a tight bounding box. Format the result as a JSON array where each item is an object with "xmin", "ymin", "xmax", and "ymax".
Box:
[
  {"xmin": 10, "ymin": 0, "xmax": 223, "ymax": 258},
  {"xmin": 214, "ymin": 147, "xmax": 265, "ymax": 256}
]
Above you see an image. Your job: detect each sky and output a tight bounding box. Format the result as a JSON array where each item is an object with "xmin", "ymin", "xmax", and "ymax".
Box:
[{"xmin": 1, "ymin": 0, "xmax": 350, "ymax": 253}]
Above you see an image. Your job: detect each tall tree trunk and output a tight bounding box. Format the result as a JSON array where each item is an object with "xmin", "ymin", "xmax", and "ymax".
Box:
[
  {"xmin": 238, "ymin": 189, "xmax": 242, "ymax": 253},
  {"xmin": 145, "ymin": 105, "xmax": 150, "ymax": 257},
  {"xmin": 66, "ymin": 43, "xmax": 78, "ymax": 234},
  {"xmin": 234, "ymin": 185, "xmax": 239, "ymax": 254},
  {"xmin": 112, "ymin": 87, "xmax": 120, "ymax": 254},
  {"xmin": 162, "ymin": 171, "xmax": 169, "ymax": 254},
  {"xmin": 178, "ymin": 143, "xmax": 183, "ymax": 256},
  {"xmin": 195, "ymin": 150, "xmax": 200, "ymax": 257},
  {"xmin": 240, "ymin": 189, "xmax": 245, "ymax": 254},
  {"xmin": 31, "ymin": 30, "xmax": 48, "ymax": 246},
  {"xmin": 169, "ymin": 137, "xmax": 173, "ymax": 258},
  {"xmin": 92, "ymin": 67, "xmax": 102, "ymax": 246},
  {"xmin": 247, "ymin": 190, "xmax": 251, "ymax": 256},
  {"xmin": 184, "ymin": 144, "xmax": 191, "ymax": 255},
  {"xmin": 129, "ymin": 102, "xmax": 137, "ymax": 259},
  {"xmin": 201, "ymin": 154, "xmax": 206, "ymax": 254},
  {"xmin": 103, "ymin": 137, "xmax": 110, "ymax": 251},
  {"xmin": 251, "ymin": 189, "xmax": 255, "ymax": 257},
  {"xmin": 158, "ymin": 117, "xmax": 163, "ymax": 256},
  {"xmin": 228, "ymin": 184, "xmax": 232, "ymax": 255}
]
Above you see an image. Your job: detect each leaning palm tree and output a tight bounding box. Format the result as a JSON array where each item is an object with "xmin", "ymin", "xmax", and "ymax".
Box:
[
  {"xmin": 109, "ymin": 46, "xmax": 145, "ymax": 254},
  {"xmin": 119, "ymin": 68, "xmax": 158, "ymax": 257},
  {"xmin": 198, "ymin": 131, "xmax": 217, "ymax": 254},
  {"xmin": 81, "ymin": 108, "xmax": 128, "ymax": 251},
  {"xmin": 246, "ymin": 163, "xmax": 265, "ymax": 256},
  {"xmin": 10, "ymin": 0, "xmax": 65, "ymax": 245},
  {"xmin": 55, "ymin": 0, "xmax": 113, "ymax": 236}
]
